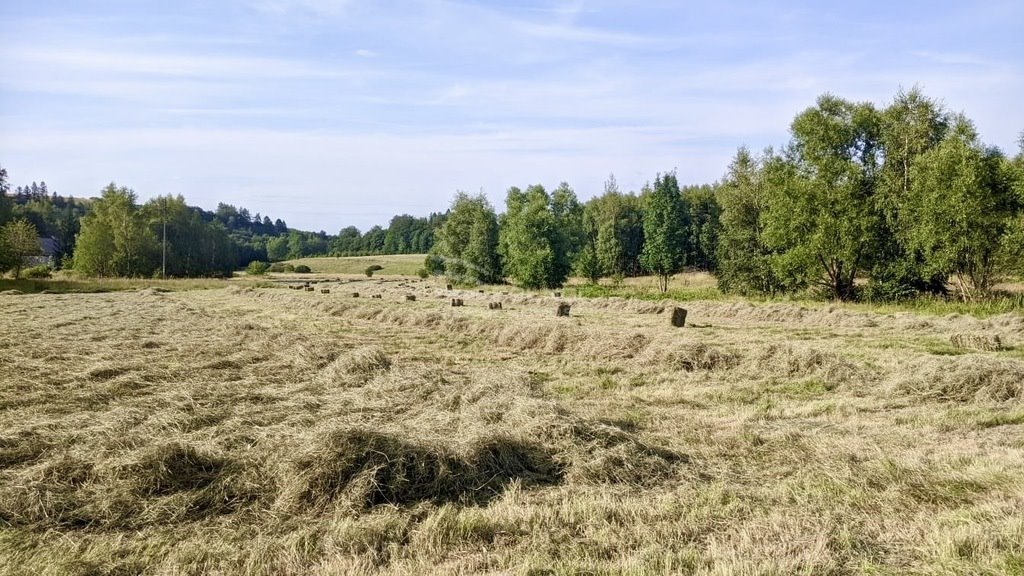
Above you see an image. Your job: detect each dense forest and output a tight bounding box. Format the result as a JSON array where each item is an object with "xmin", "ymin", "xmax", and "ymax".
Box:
[{"xmin": 1, "ymin": 89, "xmax": 1022, "ymax": 301}]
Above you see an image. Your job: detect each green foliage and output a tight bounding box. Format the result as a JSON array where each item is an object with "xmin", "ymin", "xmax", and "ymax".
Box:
[
  {"xmin": 293, "ymin": 264, "xmax": 312, "ymax": 274},
  {"xmin": 869, "ymin": 87, "xmax": 951, "ymax": 296},
  {"xmin": 268, "ymin": 262, "xmax": 295, "ymax": 273},
  {"xmin": 0, "ymin": 164, "xmax": 11, "ymax": 226},
  {"xmin": 23, "ymin": 265, "xmax": 53, "ymax": 279},
  {"xmin": 383, "ymin": 214, "xmax": 435, "ymax": 254},
  {"xmin": 716, "ymin": 148, "xmax": 785, "ymax": 296},
  {"xmin": 584, "ymin": 176, "xmax": 645, "ymax": 279},
  {"xmin": 246, "ymin": 261, "xmax": 270, "ymax": 275},
  {"xmin": 574, "ymin": 205, "xmax": 603, "ymax": 284},
  {"xmin": 423, "ymin": 253, "xmax": 445, "ymax": 276},
  {"xmin": 145, "ymin": 195, "xmax": 238, "ymax": 278},
  {"xmin": 416, "ymin": 268, "xmax": 429, "ymax": 279},
  {"xmin": 365, "ymin": 264, "xmax": 383, "ymax": 277},
  {"xmin": 682, "ymin": 184, "xmax": 721, "ymax": 271},
  {"xmin": 499, "ymin": 184, "xmax": 583, "ymax": 289},
  {"xmin": 640, "ymin": 172, "xmax": 687, "ymax": 292},
  {"xmin": 760, "ymin": 95, "xmax": 882, "ymax": 300},
  {"xmin": 904, "ymin": 118, "xmax": 1019, "ymax": 297},
  {"xmin": 0, "ymin": 218, "xmax": 42, "ymax": 278},
  {"xmin": 74, "ymin": 184, "xmax": 157, "ymax": 277},
  {"xmin": 435, "ymin": 192, "xmax": 502, "ymax": 285},
  {"xmin": 266, "ymin": 236, "xmax": 289, "ymax": 262}
]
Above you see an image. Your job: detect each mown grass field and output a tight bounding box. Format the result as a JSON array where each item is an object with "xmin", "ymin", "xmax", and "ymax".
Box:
[{"xmin": 1, "ymin": 276, "xmax": 1023, "ymax": 574}]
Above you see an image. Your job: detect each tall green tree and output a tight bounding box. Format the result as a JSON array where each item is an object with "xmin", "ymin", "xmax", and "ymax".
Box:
[
  {"xmin": 73, "ymin": 184, "xmax": 156, "ymax": 277},
  {"xmin": 0, "ymin": 164, "xmax": 12, "ymax": 226},
  {"xmin": 575, "ymin": 201, "xmax": 603, "ymax": 283},
  {"xmin": 589, "ymin": 176, "xmax": 645, "ymax": 278},
  {"xmin": 550, "ymin": 182, "xmax": 585, "ymax": 283},
  {"xmin": 0, "ymin": 218, "xmax": 42, "ymax": 278},
  {"xmin": 266, "ymin": 235, "xmax": 290, "ymax": 261},
  {"xmin": 905, "ymin": 117, "xmax": 1019, "ymax": 298},
  {"xmin": 715, "ymin": 147, "xmax": 784, "ymax": 296},
  {"xmin": 869, "ymin": 87, "xmax": 951, "ymax": 298},
  {"xmin": 761, "ymin": 95, "xmax": 882, "ymax": 300},
  {"xmin": 432, "ymin": 192, "xmax": 501, "ymax": 285},
  {"xmin": 682, "ymin": 184, "xmax": 721, "ymax": 271},
  {"xmin": 499, "ymin": 184, "xmax": 580, "ymax": 289},
  {"xmin": 640, "ymin": 172, "xmax": 687, "ymax": 292}
]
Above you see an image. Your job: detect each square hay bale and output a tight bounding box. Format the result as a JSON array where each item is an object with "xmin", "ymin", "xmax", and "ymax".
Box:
[
  {"xmin": 451, "ymin": 298, "xmax": 464, "ymax": 307},
  {"xmin": 320, "ymin": 289, "xmax": 330, "ymax": 294},
  {"xmin": 950, "ymin": 333, "xmax": 1003, "ymax": 352},
  {"xmin": 371, "ymin": 294, "xmax": 382, "ymax": 299},
  {"xmin": 670, "ymin": 307, "xmax": 688, "ymax": 328},
  {"xmin": 405, "ymin": 295, "xmax": 416, "ymax": 302},
  {"xmin": 556, "ymin": 303, "xmax": 571, "ymax": 317},
  {"xmin": 351, "ymin": 292, "xmax": 360, "ymax": 298}
]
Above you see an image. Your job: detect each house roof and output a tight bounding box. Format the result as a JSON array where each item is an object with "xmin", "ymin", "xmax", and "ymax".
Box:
[{"xmin": 38, "ymin": 237, "xmax": 58, "ymax": 256}]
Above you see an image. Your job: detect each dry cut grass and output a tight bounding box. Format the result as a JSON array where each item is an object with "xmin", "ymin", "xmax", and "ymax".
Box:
[{"xmin": 1, "ymin": 280, "xmax": 1023, "ymax": 574}]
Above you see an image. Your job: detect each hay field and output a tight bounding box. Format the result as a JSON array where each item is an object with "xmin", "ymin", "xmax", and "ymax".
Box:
[{"xmin": 1, "ymin": 279, "xmax": 1023, "ymax": 575}]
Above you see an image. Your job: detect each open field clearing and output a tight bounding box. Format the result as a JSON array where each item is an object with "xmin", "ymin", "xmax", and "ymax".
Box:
[
  {"xmin": 283, "ymin": 255, "xmax": 428, "ymax": 276},
  {"xmin": 2, "ymin": 279, "xmax": 1024, "ymax": 575}
]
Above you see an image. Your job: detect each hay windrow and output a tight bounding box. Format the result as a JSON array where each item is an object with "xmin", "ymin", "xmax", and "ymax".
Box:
[
  {"xmin": 746, "ymin": 343, "xmax": 863, "ymax": 388},
  {"xmin": 897, "ymin": 356, "xmax": 1024, "ymax": 403},
  {"xmin": 283, "ymin": 428, "xmax": 561, "ymax": 511},
  {"xmin": 638, "ymin": 341, "xmax": 739, "ymax": 372},
  {"xmin": 316, "ymin": 346, "xmax": 392, "ymax": 386}
]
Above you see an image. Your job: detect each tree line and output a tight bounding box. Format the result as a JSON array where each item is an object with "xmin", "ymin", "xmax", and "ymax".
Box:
[
  {"xmin": 2, "ymin": 88, "xmax": 1022, "ymax": 298},
  {"xmin": 430, "ymin": 89, "xmax": 1023, "ymax": 300}
]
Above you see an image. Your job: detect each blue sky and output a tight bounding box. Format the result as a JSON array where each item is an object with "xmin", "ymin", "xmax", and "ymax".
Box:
[{"xmin": 1, "ymin": 0, "xmax": 1022, "ymax": 232}]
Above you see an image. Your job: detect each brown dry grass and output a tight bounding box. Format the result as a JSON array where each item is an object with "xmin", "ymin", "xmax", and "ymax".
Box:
[{"xmin": 1, "ymin": 279, "xmax": 1023, "ymax": 575}]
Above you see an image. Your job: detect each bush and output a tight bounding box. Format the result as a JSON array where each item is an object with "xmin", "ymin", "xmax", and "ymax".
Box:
[
  {"xmin": 424, "ymin": 254, "xmax": 445, "ymax": 276},
  {"xmin": 268, "ymin": 263, "xmax": 295, "ymax": 273},
  {"xmin": 294, "ymin": 265, "xmax": 312, "ymax": 274},
  {"xmin": 246, "ymin": 261, "xmax": 270, "ymax": 276},
  {"xmin": 416, "ymin": 268, "xmax": 429, "ymax": 279},
  {"xmin": 24, "ymin": 265, "xmax": 52, "ymax": 279},
  {"xmin": 365, "ymin": 264, "xmax": 383, "ymax": 277}
]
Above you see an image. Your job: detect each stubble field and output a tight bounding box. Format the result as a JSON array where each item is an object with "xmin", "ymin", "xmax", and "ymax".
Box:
[{"xmin": 1, "ymin": 276, "xmax": 1023, "ymax": 575}]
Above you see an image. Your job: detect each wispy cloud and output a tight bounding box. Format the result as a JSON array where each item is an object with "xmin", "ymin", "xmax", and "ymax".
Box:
[{"xmin": 1, "ymin": 0, "xmax": 1021, "ymax": 231}]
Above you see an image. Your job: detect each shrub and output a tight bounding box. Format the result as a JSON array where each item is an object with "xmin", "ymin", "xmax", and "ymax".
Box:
[
  {"xmin": 246, "ymin": 261, "xmax": 270, "ymax": 276},
  {"xmin": 416, "ymin": 268, "xmax": 429, "ymax": 279},
  {"xmin": 365, "ymin": 264, "xmax": 383, "ymax": 277},
  {"xmin": 294, "ymin": 265, "xmax": 312, "ymax": 274},
  {"xmin": 424, "ymin": 254, "xmax": 445, "ymax": 276},
  {"xmin": 24, "ymin": 265, "xmax": 53, "ymax": 279},
  {"xmin": 268, "ymin": 263, "xmax": 295, "ymax": 273}
]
